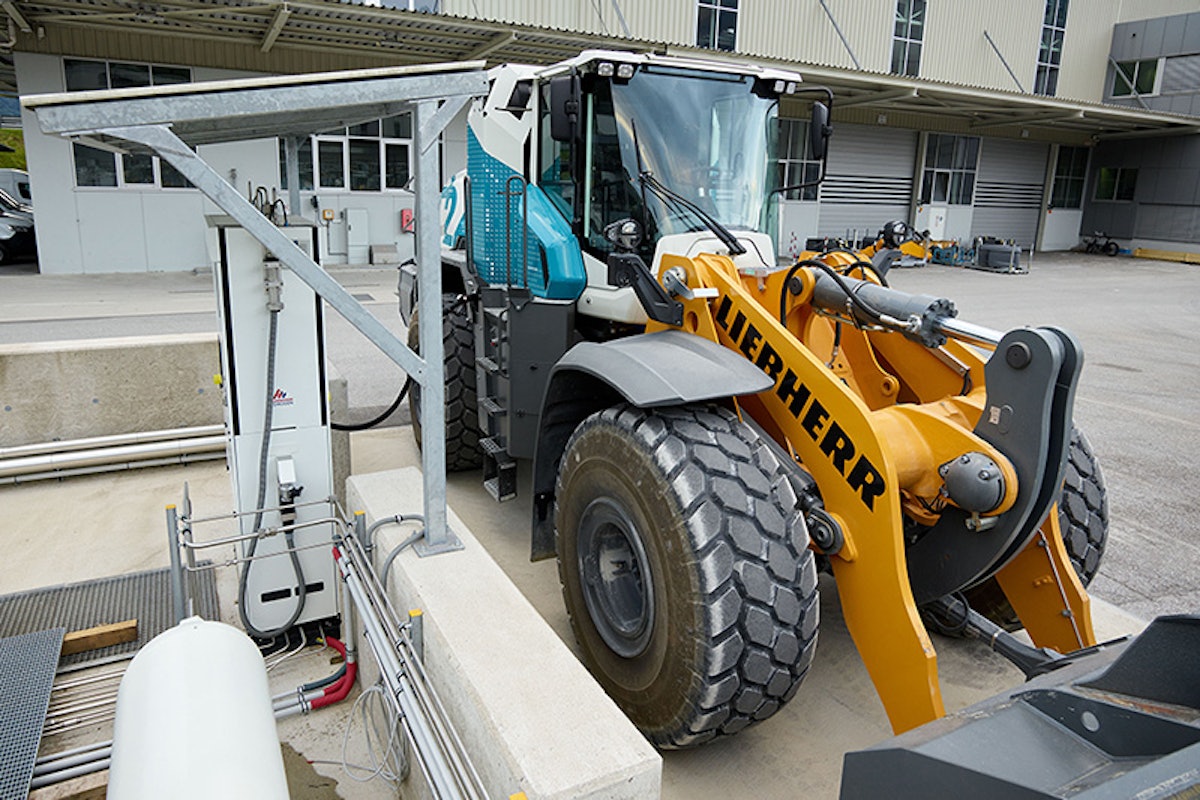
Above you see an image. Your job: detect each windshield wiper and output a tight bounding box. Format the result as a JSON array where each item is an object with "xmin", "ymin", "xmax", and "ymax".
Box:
[
  {"xmin": 628, "ymin": 118, "xmax": 747, "ymax": 256},
  {"xmin": 638, "ymin": 172, "xmax": 747, "ymax": 256}
]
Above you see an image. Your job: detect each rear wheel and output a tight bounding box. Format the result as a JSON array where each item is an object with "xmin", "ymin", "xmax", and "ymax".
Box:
[
  {"xmin": 408, "ymin": 294, "xmax": 482, "ymax": 471},
  {"xmin": 963, "ymin": 427, "xmax": 1108, "ymax": 629},
  {"xmin": 1103, "ymin": 240, "xmax": 1120, "ymax": 257},
  {"xmin": 555, "ymin": 404, "xmax": 819, "ymax": 748}
]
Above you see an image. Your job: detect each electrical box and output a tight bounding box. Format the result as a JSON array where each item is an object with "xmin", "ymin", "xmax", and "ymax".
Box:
[{"xmin": 211, "ymin": 220, "xmax": 338, "ymax": 635}]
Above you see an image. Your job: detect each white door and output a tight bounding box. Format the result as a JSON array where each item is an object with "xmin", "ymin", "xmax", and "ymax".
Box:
[
  {"xmin": 346, "ymin": 207, "xmax": 369, "ymax": 264},
  {"xmin": 1041, "ymin": 208, "xmax": 1084, "ymax": 251}
]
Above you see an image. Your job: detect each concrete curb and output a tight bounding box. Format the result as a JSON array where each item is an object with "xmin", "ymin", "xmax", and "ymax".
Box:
[{"xmin": 347, "ymin": 468, "xmax": 661, "ymax": 800}]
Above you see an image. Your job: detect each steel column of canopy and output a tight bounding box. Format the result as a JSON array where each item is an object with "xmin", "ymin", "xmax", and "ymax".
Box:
[{"xmin": 24, "ymin": 64, "xmax": 489, "ymax": 552}]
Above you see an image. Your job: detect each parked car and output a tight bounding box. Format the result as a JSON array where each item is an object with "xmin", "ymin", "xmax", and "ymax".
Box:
[
  {"xmin": 0, "ymin": 209, "xmax": 35, "ymax": 264},
  {"xmin": 0, "ymin": 187, "xmax": 33, "ymax": 223},
  {"xmin": 0, "ymin": 168, "xmax": 31, "ymax": 204}
]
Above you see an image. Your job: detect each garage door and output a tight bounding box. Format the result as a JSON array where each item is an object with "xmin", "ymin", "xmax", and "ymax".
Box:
[
  {"xmin": 971, "ymin": 138, "xmax": 1049, "ymax": 247},
  {"xmin": 817, "ymin": 124, "xmax": 918, "ymax": 241}
]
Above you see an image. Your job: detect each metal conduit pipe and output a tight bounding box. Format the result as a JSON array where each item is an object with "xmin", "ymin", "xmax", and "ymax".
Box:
[
  {"xmin": 33, "ymin": 681, "xmax": 350, "ymax": 793},
  {"xmin": 336, "ymin": 536, "xmax": 485, "ymax": 800},
  {"xmin": 32, "ymin": 746, "xmax": 113, "ymax": 777},
  {"xmin": 35, "ymin": 740, "xmax": 113, "ymax": 764},
  {"xmin": 29, "ymin": 760, "xmax": 110, "ymax": 790},
  {"xmin": 345, "ymin": 533, "xmax": 473, "ymax": 790},
  {"xmin": 0, "ymin": 425, "xmax": 225, "ymax": 460},
  {"xmin": 0, "ymin": 436, "xmax": 226, "ymax": 482}
]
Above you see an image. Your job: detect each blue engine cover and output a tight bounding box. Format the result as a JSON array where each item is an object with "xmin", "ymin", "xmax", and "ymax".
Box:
[{"xmin": 467, "ymin": 128, "xmax": 585, "ymax": 300}]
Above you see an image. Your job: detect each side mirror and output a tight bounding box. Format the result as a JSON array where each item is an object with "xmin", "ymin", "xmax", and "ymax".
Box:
[
  {"xmin": 604, "ymin": 218, "xmax": 643, "ymax": 252},
  {"xmin": 549, "ymin": 74, "xmax": 580, "ymax": 142},
  {"xmin": 809, "ymin": 102, "xmax": 832, "ymax": 160}
]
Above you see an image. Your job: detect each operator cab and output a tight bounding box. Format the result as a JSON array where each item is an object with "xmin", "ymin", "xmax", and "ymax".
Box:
[{"xmin": 537, "ymin": 52, "xmax": 829, "ymax": 323}]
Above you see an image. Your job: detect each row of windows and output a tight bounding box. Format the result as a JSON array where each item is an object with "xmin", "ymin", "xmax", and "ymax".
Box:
[
  {"xmin": 920, "ymin": 133, "xmax": 979, "ymax": 205},
  {"xmin": 65, "ymin": 58, "xmax": 415, "ymax": 196},
  {"xmin": 1034, "ymin": 0, "xmax": 1070, "ymax": 96},
  {"xmin": 279, "ymin": 117, "xmax": 414, "ymax": 193},
  {"xmin": 777, "ymin": 130, "xmax": 1125, "ymax": 207},
  {"xmin": 66, "ymin": 59, "xmax": 195, "ymax": 189},
  {"xmin": 890, "ymin": 0, "xmax": 925, "ymax": 78},
  {"xmin": 1112, "ymin": 59, "xmax": 1159, "ymax": 98}
]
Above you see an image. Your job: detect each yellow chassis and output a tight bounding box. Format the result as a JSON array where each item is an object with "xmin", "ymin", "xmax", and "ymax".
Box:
[{"xmin": 648, "ymin": 252, "xmax": 1095, "ymax": 733}]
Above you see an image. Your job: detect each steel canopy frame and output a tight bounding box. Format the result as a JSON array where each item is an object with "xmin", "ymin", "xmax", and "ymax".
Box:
[{"xmin": 24, "ymin": 64, "xmax": 490, "ymax": 554}]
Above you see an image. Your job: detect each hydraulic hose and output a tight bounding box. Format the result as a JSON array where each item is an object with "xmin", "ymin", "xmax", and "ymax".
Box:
[
  {"xmin": 331, "ymin": 377, "xmax": 412, "ymax": 432},
  {"xmin": 238, "ymin": 307, "xmax": 308, "ymax": 642}
]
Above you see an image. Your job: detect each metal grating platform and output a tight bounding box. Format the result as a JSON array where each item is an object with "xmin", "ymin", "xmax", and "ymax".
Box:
[
  {"xmin": 0, "ymin": 628, "xmax": 64, "ymax": 800},
  {"xmin": 0, "ymin": 565, "xmax": 219, "ymax": 669}
]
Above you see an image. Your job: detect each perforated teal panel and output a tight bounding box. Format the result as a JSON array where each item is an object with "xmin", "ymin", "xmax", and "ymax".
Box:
[{"xmin": 466, "ymin": 128, "xmax": 585, "ymax": 300}]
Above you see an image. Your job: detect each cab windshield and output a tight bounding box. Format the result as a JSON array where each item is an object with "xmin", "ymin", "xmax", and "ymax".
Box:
[{"xmin": 584, "ymin": 66, "xmax": 778, "ymax": 256}]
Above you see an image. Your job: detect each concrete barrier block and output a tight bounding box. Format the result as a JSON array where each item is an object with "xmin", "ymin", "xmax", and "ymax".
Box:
[
  {"xmin": 347, "ymin": 468, "xmax": 661, "ymax": 800},
  {"xmin": 0, "ymin": 334, "xmax": 222, "ymax": 447}
]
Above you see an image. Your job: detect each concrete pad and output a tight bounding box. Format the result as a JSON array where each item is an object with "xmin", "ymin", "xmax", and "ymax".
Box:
[{"xmin": 347, "ymin": 468, "xmax": 662, "ymax": 800}]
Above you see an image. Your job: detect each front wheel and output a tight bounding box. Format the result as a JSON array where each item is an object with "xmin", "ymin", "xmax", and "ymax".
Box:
[{"xmin": 555, "ymin": 404, "xmax": 819, "ymax": 748}]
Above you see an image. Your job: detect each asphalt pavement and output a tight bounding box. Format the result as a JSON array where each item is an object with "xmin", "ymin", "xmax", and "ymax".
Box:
[{"xmin": 2, "ymin": 251, "xmax": 1197, "ymax": 620}]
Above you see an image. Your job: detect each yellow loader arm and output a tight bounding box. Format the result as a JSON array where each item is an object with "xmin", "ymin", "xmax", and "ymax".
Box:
[{"xmin": 646, "ymin": 251, "xmax": 1095, "ymax": 733}]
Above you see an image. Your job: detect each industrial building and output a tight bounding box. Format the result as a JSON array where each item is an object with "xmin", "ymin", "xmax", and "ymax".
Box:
[{"xmin": 4, "ymin": 0, "xmax": 1199, "ymax": 273}]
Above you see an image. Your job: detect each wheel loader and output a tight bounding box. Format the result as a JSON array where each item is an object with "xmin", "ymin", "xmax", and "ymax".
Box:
[{"xmin": 397, "ymin": 50, "xmax": 1200, "ymax": 790}]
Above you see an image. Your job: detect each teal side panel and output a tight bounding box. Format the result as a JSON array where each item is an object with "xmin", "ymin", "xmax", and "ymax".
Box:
[
  {"xmin": 467, "ymin": 128, "xmax": 585, "ymax": 300},
  {"xmin": 524, "ymin": 187, "xmax": 586, "ymax": 300}
]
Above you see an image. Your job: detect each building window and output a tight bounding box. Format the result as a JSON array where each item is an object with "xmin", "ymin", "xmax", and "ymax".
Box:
[
  {"xmin": 775, "ymin": 118, "xmax": 820, "ymax": 201},
  {"xmin": 696, "ymin": 0, "xmax": 738, "ymax": 52},
  {"xmin": 1034, "ymin": 0, "xmax": 1068, "ymax": 96},
  {"xmin": 1094, "ymin": 167, "xmax": 1137, "ymax": 202},
  {"xmin": 920, "ymin": 134, "xmax": 979, "ymax": 205},
  {"xmin": 1112, "ymin": 59, "xmax": 1159, "ymax": 97},
  {"xmin": 280, "ymin": 114, "xmax": 412, "ymax": 193},
  {"xmin": 1050, "ymin": 146, "xmax": 1088, "ymax": 209},
  {"xmin": 890, "ymin": 0, "xmax": 925, "ymax": 77},
  {"xmin": 64, "ymin": 58, "xmax": 194, "ymax": 189}
]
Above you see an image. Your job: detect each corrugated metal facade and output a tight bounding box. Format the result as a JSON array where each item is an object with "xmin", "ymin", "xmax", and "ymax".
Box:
[
  {"xmin": 442, "ymin": 0, "xmax": 692, "ymax": 46},
  {"xmin": 741, "ymin": 0, "xmax": 892, "ymax": 73},
  {"xmin": 442, "ymin": 0, "xmax": 1200, "ymax": 105},
  {"xmin": 920, "ymin": 0, "xmax": 1042, "ymax": 93},
  {"xmin": 817, "ymin": 123, "xmax": 917, "ymax": 238},
  {"xmin": 971, "ymin": 138, "xmax": 1050, "ymax": 245}
]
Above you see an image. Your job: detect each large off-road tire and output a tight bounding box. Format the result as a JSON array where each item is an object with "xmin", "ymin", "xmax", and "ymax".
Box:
[
  {"xmin": 555, "ymin": 404, "xmax": 820, "ymax": 749},
  {"xmin": 963, "ymin": 427, "xmax": 1109, "ymax": 630},
  {"xmin": 407, "ymin": 294, "xmax": 482, "ymax": 471}
]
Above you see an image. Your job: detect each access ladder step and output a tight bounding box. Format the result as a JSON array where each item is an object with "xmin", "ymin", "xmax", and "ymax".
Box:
[
  {"xmin": 476, "ymin": 355, "xmax": 502, "ymax": 375},
  {"xmin": 480, "ymin": 436, "xmax": 517, "ymax": 502},
  {"xmin": 479, "ymin": 396, "xmax": 507, "ymax": 418}
]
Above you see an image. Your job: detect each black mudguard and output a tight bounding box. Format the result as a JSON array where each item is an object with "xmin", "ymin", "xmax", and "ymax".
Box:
[{"xmin": 529, "ymin": 330, "xmax": 774, "ymax": 560}]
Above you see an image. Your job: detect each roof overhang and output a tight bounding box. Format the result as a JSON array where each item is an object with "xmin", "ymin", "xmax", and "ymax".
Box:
[{"xmin": 2, "ymin": 0, "xmax": 1197, "ymax": 143}]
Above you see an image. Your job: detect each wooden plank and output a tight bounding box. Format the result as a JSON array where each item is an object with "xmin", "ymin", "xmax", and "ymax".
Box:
[
  {"xmin": 60, "ymin": 620, "xmax": 138, "ymax": 656},
  {"xmin": 1134, "ymin": 247, "xmax": 1200, "ymax": 264},
  {"xmin": 27, "ymin": 769, "xmax": 108, "ymax": 800}
]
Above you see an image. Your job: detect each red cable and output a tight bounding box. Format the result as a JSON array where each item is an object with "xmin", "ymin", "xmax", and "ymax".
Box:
[{"xmin": 311, "ymin": 660, "xmax": 357, "ymax": 709}]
